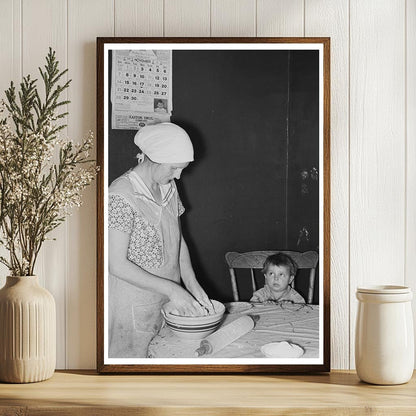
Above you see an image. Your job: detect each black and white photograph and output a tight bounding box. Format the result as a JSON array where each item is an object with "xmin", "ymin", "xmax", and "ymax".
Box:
[{"xmin": 97, "ymin": 38, "xmax": 330, "ymax": 373}]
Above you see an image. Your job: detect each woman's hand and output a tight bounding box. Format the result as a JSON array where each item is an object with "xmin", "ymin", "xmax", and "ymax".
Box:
[
  {"xmin": 185, "ymin": 281, "xmax": 215, "ymax": 315},
  {"xmin": 165, "ymin": 285, "xmax": 208, "ymax": 317}
]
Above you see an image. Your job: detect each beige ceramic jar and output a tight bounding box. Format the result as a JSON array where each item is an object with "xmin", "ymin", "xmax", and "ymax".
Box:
[
  {"xmin": 0, "ymin": 276, "xmax": 56, "ymax": 383},
  {"xmin": 355, "ymin": 285, "xmax": 414, "ymax": 385}
]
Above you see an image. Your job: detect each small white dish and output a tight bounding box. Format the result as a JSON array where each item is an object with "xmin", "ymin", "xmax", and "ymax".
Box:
[{"xmin": 261, "ymin": 341, "xmax": 304, "ymax": 358}]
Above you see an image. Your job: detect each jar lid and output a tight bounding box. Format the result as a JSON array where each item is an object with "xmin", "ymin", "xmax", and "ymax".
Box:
[{"xmin": 357, "ymin": 285, "xmax": 411, "ymax": 294}]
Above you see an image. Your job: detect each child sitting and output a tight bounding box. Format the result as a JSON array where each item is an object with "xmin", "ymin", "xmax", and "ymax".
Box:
[{"xmin": 250, "ymin": 253, "xmax": 305, "ymax": 304}]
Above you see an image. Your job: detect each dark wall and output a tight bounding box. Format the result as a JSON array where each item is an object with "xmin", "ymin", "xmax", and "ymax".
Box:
[
  {"xmin": 286, "ymin": 51, "xmax": 320, "ymax": 302},
  {"xmin": 108, "ymin": 49, "xmax": 319, "ymax": 303},
  {"xmin": 287, "ymin": 51, "xmax": 320, "ymax": 251}
]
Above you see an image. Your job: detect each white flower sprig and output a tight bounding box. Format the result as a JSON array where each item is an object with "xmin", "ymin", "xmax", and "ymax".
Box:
[{"xmin": 0, "ymin": 48, "xmax": 97, "ymax": 276}]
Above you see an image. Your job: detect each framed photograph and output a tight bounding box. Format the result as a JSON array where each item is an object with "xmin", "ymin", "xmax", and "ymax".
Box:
[{"xmin": 97, "ymin": 37, "xmax": 330, "ymax": 373}]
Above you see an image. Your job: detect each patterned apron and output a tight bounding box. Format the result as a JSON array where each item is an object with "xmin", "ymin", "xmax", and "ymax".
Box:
[{"xmin": 108, "ymin": 171, "xmax": 182, "ymax": 358}]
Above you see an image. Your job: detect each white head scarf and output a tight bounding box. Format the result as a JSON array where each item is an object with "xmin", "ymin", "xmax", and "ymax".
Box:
[{"xmin": 134, "ymin": 122, "xmax": 194, "ymax": 164}]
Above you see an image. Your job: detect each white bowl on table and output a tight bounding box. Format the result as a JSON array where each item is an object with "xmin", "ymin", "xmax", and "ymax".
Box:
[{"xmin": 161, "ymin": 300, "xmax": 225, "ymax": 340}]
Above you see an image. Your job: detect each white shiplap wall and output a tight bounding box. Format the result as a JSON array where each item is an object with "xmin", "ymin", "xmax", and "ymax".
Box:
[{"xmin": 0, "ymin": 0, "xmax": 414, "ymax": 370}]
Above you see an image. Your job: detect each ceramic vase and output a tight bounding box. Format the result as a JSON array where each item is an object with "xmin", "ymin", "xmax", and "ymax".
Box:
[
  {"xmin": 355, "ymin": 285, "xmax": 414, "ymax": 385},
  {"xmin": 0, "ymin": 276, "xmax": 56, "ymax": 383}
]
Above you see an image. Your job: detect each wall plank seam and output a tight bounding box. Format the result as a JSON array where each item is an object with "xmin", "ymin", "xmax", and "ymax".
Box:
[
  {"xmin": 348, "ymin": 0, "xmax": 351, "ymax": 369},
  {"xmin": 19, "ymin": 0, "xmax": 22, "ymax": 80},
  {"xmin": 64, "ymin": 0, "xmax": 69, "ymax": 370},
  {"xmin": 209, "ymin": 0, "xmax": 211, "ymax": 36},
  {"xmin": 404, "ymin": 0, "xmax": 407, "ymax": 295},
  {"xmin": 303, "ymin": 0, "xmax": 305, "ymax": 36}
]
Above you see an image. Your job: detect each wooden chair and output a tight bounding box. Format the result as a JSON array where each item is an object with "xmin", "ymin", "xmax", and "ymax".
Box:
[{"xmin": 224, "ymin": 250, "xmax": 319, "ymax": 304}]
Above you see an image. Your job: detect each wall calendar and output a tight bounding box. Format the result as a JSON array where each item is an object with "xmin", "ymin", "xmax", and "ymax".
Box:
[{"xmin": 111, "ymin": 49, "xmax": 172, "ymax": 130}]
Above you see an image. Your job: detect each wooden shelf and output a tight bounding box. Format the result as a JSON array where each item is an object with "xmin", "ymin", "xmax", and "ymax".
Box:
[{"xmin": 0, "ymin": 370, "xmax": 415, "ymax": 415}]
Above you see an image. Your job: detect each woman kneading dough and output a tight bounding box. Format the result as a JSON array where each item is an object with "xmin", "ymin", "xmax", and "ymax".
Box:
[{"xmin": 108, "ymin": 122, "xmax": 213, "ymax": 358}]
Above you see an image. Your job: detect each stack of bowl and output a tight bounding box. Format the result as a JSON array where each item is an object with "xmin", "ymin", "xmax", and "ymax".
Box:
[{"xmin": 162, "ymin": 300, "xmax": 225, "ymax": 340}]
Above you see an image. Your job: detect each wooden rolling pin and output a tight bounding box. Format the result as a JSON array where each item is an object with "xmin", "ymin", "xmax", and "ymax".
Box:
[{"xmin": 195, "ymin": 315, "xmax": 259, "ymax": 357}]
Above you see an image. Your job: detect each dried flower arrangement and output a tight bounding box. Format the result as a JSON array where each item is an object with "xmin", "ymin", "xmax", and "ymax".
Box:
[{"xmin": 0, "ymin": 48, "xmax": 97, "ymax": 276}]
